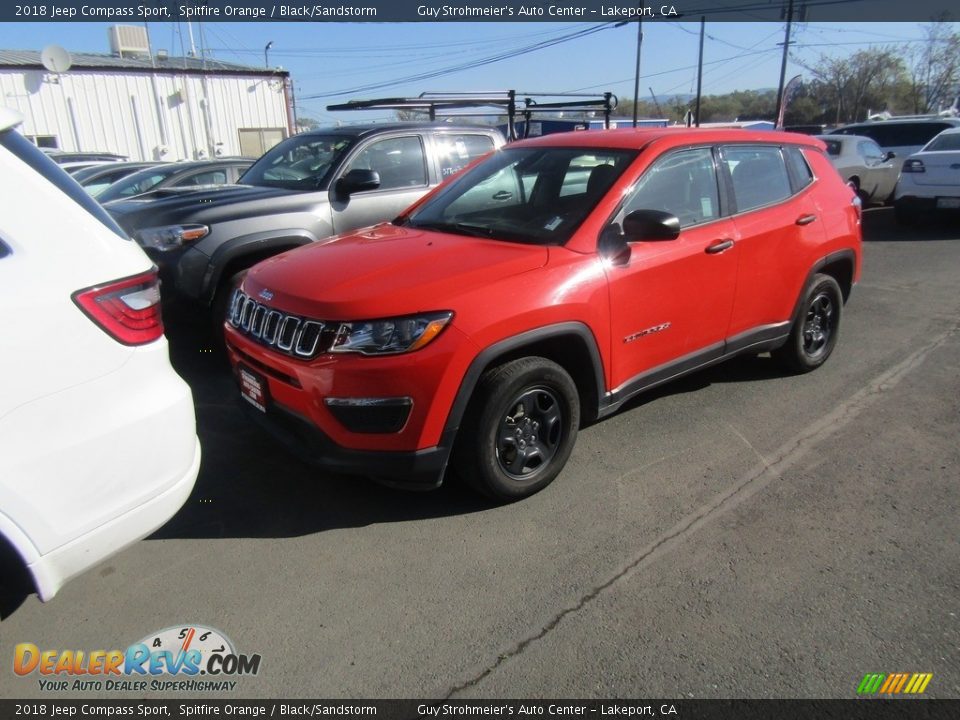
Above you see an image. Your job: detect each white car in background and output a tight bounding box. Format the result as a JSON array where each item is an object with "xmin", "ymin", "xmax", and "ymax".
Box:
[
  {"xmin": 894, "ymin": 127, "xmax": 960, "ymax": 225},
  {"xmin": 0, "ymin": 108, "xmax": 201, "ymax": 602},
  {"xmin": 816, "ymin": 134, "xmax": 899, "ymax": 205}
]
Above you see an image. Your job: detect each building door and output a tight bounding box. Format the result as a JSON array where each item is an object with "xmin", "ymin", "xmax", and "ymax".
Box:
[{"xmin": 238, "ymin": 128, "xmax": 286, "ymax": 158}]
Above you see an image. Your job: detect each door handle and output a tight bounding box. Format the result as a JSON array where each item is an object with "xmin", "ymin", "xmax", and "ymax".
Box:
[
  {"xmin": 705, "ymin": 239, "xmax": 734, "ymax": 254},
  {"xmin": 491, "ymin": 190, "xmax": 513, "ymax": 201},
  {"xmin": 796, "ymin": 214, "xmax": 817, "ymax": 226}
]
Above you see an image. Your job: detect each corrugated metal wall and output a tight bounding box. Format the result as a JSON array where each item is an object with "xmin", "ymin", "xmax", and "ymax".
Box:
[{"xmin": 0, "ymin": 68, "xmax": 290, "ymax": 160}]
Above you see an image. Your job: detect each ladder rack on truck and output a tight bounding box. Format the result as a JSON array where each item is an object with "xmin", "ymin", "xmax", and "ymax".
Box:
[{"xmin": 327, "ymin": 90, "xmax": 618, "ymax": 141}]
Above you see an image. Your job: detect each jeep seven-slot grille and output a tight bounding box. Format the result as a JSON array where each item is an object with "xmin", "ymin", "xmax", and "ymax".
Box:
[{"xmin": 227, "ymin": 289, "xmax": 332, "ymax": 359}]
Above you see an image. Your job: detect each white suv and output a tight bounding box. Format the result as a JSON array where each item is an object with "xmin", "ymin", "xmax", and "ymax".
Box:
[{"xmin": 0, "ymin": 109, "xmax": 201, "ymax": 601}]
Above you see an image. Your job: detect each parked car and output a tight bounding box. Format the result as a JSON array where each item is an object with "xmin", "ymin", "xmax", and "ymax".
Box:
[
  {"xmin": 72, "ymin": 161, "xmax": 163, "ymax": 197},
  {"xmin": 44, "ymin": 150, "xmax": 127, "ymax": 164},
  {"xmin": 97, "ymin": 159, "xmax": 253, "ymax": 204},
  {"xmin": 0, "ymin": 108, "xmax": 200, "ymax": 601},
  {"xmin": 224, "ymin": 129, "xmax": 862, "ymax": 501},
  {"xmin": 815, "ymin": 134, "xmax": 898, "ymax": 204},
  {"xmin": 829, "ymin": 117, "xmax": 960, "ymax": 172},
  {"xmin": 894, "ymin": 127, "xmax": 960, "ymax": 224},
  {"xmin": 106, "ymin": 123, "xmax": 505, "ymax": 332}
]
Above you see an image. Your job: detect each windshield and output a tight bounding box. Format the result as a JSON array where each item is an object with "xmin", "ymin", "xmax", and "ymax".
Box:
[
  {"xmin": 924, "ymin": 133, "xmax": 960, "ymax": 152},
  {"xmin": 405, "ymin": 146, "xmax": 637, "ymax": 245},
  {"xmin": 239, "ymin": 134, "xmax": 355, "ymax": 190},
  {"xmin": 97, "ymin": 165, "xmax": 181, "ymax": 203}
]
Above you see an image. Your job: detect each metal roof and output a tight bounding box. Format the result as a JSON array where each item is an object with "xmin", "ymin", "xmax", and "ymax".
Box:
[{"xmin": 0, "ymin": 49, "xmax": 285, "ymax": 77}]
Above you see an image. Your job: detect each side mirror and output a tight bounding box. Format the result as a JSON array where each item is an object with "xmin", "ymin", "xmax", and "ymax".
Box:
[
  {"xmin": 335, "ymin": 168, "xmax": 381, "ymax": 199},
  {"xmin": 622, "ymin": 209, "xmax": 681, "ymax": 241},
  {"xmin": 883, "ymin": 151, "xmax": 896, "ymax": 161},
  {"xmin": 598, "ymin": 226, "xmax": 632, "ymax": 267}
]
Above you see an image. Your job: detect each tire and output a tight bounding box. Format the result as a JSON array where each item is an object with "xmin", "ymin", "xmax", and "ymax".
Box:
[
  {"xmin": 773, "ymin": 273, "xmax": 843, "ymax": 374},
  {"xmin": 848, "ymin": 177, "xmax": 869, "ymax": 205},
  {"xmin": 454, "ymin": 357, "xmax": 580, "ymax": 501}
]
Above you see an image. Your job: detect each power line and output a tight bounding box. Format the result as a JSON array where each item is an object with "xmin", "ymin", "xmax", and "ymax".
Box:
[
  {"xmin": 303, "ymin": 23, "xmax": 619, "ymax": 100},
  {"xmin": 565, "ymin": 47, "xmax": 779, "ymax": 94}
]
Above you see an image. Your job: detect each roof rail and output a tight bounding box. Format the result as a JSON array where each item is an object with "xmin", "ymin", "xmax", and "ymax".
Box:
[{"xmin": 327, "ymin": 90, "xmax": 618, "ymax": 141}]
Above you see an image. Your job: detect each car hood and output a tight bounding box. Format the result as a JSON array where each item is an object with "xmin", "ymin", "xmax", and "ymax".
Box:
[
  {"xmin": 243, "ymin": 222, "xmax": 549, "ymax": 319},
  {"xmin": 106, "ymin": 184, "xmax": 303, "ymax": 231}
]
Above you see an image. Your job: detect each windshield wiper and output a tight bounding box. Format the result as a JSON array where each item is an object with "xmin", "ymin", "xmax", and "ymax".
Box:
[{"xmin": 408, "ymin": 220, "xmax": 495, "ymax": 239}]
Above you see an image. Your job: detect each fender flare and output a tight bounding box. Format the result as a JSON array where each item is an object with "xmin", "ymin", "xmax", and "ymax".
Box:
[
  {"xmin": 439, "ymin": 322, "xmax": 607, "ymax": 448},
  {"xmin": 789, "ymin": 249, "xmax": 857, "ymax": 327},
  {"xmin": 201, "ymin": 229, "xmax": 318, "ymax": 304}
]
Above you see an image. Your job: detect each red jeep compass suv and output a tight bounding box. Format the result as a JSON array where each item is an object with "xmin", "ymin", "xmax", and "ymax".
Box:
[{"xmin": 225, "ymin": 129, "xmax": 861, "ymax": 500}]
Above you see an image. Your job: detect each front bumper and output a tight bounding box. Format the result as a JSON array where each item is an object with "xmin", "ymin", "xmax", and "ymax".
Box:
[
  {"xmin": 239, "ymin": 396, "xmax": 451, "ymax": 489},
  {"xmin": 224, "ymin": 322, "xmax": 472, "ymax": 488}
]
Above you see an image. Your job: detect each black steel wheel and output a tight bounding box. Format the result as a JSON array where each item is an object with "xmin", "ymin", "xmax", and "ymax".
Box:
[
  {"xmin": 454, "ymin": 357, "xmax": 580, "ymax": 501},
  {"xmin": 773, "ymin": 273, "xmax": 843, "ymax": 373}
]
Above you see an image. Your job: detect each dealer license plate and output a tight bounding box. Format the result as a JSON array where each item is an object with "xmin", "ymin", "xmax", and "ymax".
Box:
[
  {"xmin": 238, "ymin": 365, "xmax": 269, "ymax": 413},
  {"xmin": 936, "ymin": 197, "xmax": 960, "ymax": 209}
]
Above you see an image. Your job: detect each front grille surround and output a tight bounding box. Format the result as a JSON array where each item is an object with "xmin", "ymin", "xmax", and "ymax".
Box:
[{"xmin": 228, "ymin": 289, "xmax": 330, "ymax": 359}]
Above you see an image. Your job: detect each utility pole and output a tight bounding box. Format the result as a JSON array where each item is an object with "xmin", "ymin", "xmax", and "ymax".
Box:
[
  {"xmin": 774, "ymin": 0, "xmax": 795, "ymax": 128},
  {"xmin": 632, "ymin": 19, "xmax": 643, "ymax": 127},
  {"xmin": 264, "ymin": 41, "xmax": 274, "ymax": 69},
  {"xmin": 695, "ymin": 17, "xmax": 705, "ymax": 127}
]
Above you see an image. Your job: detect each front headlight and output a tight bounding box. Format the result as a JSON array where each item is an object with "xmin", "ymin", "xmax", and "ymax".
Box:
[
  {"xmin": 134, "ymin": 224, "xmax": 209, "ymax": 251},
  {"xmin": 330, "ymin": 311, "xmax": 453, "ymax": 355}
]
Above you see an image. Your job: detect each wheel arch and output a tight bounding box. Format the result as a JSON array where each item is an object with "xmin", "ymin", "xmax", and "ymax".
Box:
[
  {"xmin": 791, "ymin": 250, "xmax": 856, "ymax": 326},
  {"xmin": 441, "ymin": 323, "xmax": 607, "ymax": 446},
  {"xmin": 817, "ymin": 252, "xmax": 855, "ymax": 303},
  {"xmin": 202, "ymin": 229, "xmax": 317, "ymax": 306}
]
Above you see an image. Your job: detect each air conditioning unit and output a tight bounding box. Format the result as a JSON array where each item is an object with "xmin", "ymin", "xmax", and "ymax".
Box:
[{"xmin": 108, "ymin": 25, "xmax": 150, "ymax": 58}]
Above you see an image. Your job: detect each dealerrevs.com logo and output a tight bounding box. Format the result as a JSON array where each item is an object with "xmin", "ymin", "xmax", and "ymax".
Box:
[{"xmin": 14, "ymin": 625, "xmax": 261, "ymax": 693}]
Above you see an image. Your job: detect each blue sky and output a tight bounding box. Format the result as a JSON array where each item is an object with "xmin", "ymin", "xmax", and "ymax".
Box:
[{"xmin": 0, "ymin": 21, "xmax": 948, "ymax": 122}]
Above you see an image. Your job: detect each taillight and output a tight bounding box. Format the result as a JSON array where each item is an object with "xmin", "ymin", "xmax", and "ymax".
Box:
[
  {"xmin": 902, "ymin": 159, "xmax": 925, "ymax": 173},
  {"xmin": 72, "ymin": 269, "xmax": 164, "ymax": 346}
]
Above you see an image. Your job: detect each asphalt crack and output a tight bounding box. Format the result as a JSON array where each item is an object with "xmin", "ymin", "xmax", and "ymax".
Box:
[{"xmin": 444, "ymin": 322, "xmax": 958, "ymax": 698}]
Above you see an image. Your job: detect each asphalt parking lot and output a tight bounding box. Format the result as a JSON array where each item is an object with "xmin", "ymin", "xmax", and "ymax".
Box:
[{"xmin": 2, "ymin": 208, "xmax": 958, "ymax": 699}]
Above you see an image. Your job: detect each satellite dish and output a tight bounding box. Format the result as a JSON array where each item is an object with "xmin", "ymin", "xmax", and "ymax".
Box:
[{"xmin": 41, "ymin": 45, "xmax": 72, "ymax": 74}]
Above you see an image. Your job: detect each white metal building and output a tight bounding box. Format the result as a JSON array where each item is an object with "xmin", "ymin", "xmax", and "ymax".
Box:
[{"xmin": 1, "ymin": 27, "xmax": 293, "ymax": 161}]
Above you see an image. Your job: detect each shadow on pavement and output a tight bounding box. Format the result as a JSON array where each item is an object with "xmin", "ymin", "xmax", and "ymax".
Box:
[
  {"xmin": 0, "ymin": 535, "xmax": 33, "ymax": 619},
  {"xmin": 863, "ymin": 207, "xmax": 959, "ymax": 242},
  {"xmin": 155, "ymin": 324, "xmax": 794, "ymax": 544},
  {"xmin": 149, "ymin": 331, "xmax": 497, "ymax": 542}
]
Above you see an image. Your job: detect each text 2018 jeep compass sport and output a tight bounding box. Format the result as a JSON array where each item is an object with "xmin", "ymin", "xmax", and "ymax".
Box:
[{"xmin": 224, "ymin": 129, "xmax": 862, "ymax": 501}]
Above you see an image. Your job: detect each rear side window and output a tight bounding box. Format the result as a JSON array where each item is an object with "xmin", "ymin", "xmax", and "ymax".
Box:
[
  {"xmin": 436, "ymin": 134, "xmax": 495, "ymax": 179},
  {"xmin": 823, "ymin": 140, "xmax": 842, "ymax": 157},
  {"xmin": 0, "ymin": 129, "xmax": 127, "ymax": 240},
  {"xmin": 620, "ymin": 147, "xmax": 720, "ymax": 228},
  {"xmin": 785, "ymin": 146, "xmax": 815, "ymax": 191},
  {"xmin": 177, "ymin": 170, "xmax": 228, "ymax": 186},
  {"xmin": 925, "ymin": 133, "xmax": 960, "ymax": 152},
  {"xmin": 721, "ymin": 145, "xmax": 792, "ymax": 213}
]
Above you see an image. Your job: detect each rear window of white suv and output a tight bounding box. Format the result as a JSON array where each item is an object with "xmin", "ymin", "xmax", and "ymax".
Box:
[
  {"xmin": 925, "ymin": 133, "xmax": 960, "ymax": 152},
  {"xmin": 1, "ymin": 129, "xmax": 128, "ymax": 240}
]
